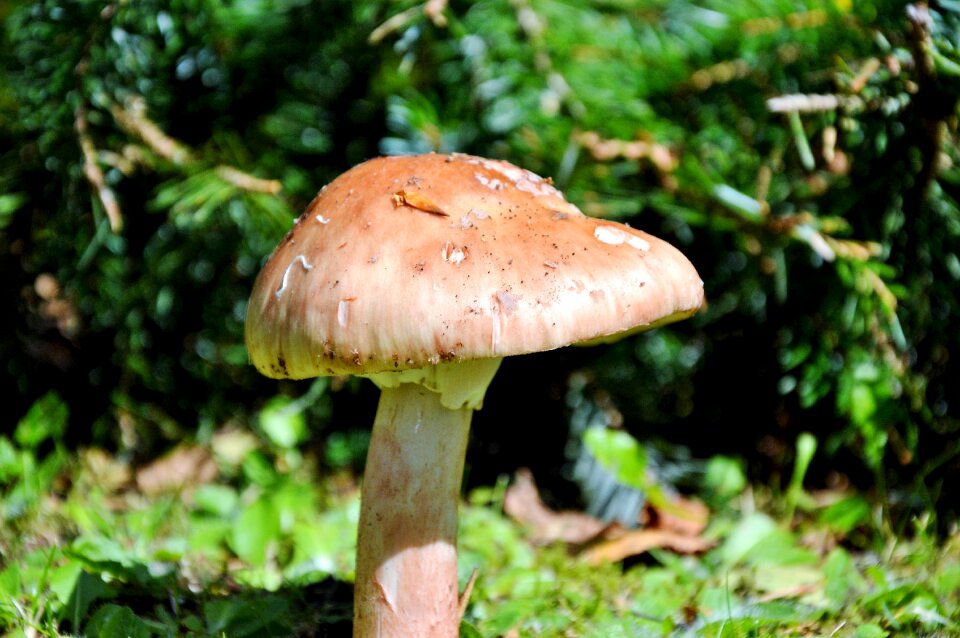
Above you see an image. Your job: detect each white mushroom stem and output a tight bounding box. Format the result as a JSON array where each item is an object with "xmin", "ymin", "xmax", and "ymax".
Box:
[
  {"xmin": 354, "ymin": 384, "xmax": 471, "ymax": 637},
  {"xmin": 354, "ymin": 358, "xmax": 501, "ymax": 638}
]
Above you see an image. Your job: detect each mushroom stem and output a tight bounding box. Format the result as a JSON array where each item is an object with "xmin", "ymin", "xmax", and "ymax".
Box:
[{"xmin": 354, "ymin": 383, "xmax": 472, "ymax": 638}]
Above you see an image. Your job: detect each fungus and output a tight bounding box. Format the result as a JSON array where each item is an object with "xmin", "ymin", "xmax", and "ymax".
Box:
[{"xmin": 244, "ymin": 153, "xmax": 704, "ymax": 637}]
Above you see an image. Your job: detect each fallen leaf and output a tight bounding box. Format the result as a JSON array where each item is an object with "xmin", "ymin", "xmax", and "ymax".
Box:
[
  {"xmin": 504, "ymin": 468, "xmax": 613, "ymax": 545},
  {"xmin": 643, "ymin": 493, "xmax": 710, "ymax": 537},
  {"xmin": 392, "ymin": 189, "xmax": 449, "ymax": 216},
  {"xmin": 135, "ymin": 445, "xmax": 217, "ymax": 495},
  {"xmin": 581, "ymin": 529, "xmax": 716, "ymax": 565}
]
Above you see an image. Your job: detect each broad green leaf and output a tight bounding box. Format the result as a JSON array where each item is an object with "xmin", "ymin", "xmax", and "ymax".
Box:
[
  {"xmin": 85, "ymin": 604, "xmax": 152, "ymax": 638},
  {"xmin": 46, "ymin": 559, "xmax": 82, "ymax": 606},
  {"xmin": 229, "ymin": 496, "xmax": 280, "ymax": 566},
  {"xmin": 935, "ymin": 563, "xmax": 960, "ymax": 600},
  {"xmin": 193, "ymin": 484, "xmax": 240, "ymax": 517},
  {"xmin": 69, "ymin": 536, "xmax": 136, "ymax": 569},
  {"xmin": 704, "ymin": 455, "xmax": 747, "ymax": 499},
  {"xmin": 60, "ymin": 569, "xmax": 115, "ymax": 629},
  {"xmin": 204, "ymin": 595, "xmax": 291, "ymax": 637},
  {"xmin": 259, "ymin": 395, "xmax": 307, "ymax": 449},
  {"xmin": 0, "ymin": 436, "xmax": 18, "ymax": 483},
  {"xmin": 855, "ymin": 623, "xmax": 890, "ymax": 638},
  {"xmin": 823, "ymin": 548, "xmax": 863, "ymax": 610},
  {"xmin": 242, "ymin": 450, "xmax": 280, "ymax": 487},
  {"xmin": 850, "ymin": 383, "xmax": 877, "ymax": 424},
  {"xmin": 286, "ymin": 512, "xmax": 356, "ymax": 581},
  {"xmin": 582, "ymin": 427, "xmax": 648, "ymax": 491},
  {"xmin": 15, "ymin": 391, "xmax": 68, "ymax": 449},
  {"xmin": 187, "ymin": 517, "xmax": 232, "ymax": 556},
  {"xmin": 0, "ymin": 563, "xmax": 21, "ymax": 600},
  {"xmin": 820, "ymin": 495, "xmax": 872, "ymax": 535},
  {"xmin": 714, "ymin": 513, "xmax": 777, "ymax": 566},
  {"xmin": 746, "ymin": 528, "xmax": 817, "ymax": 567},
  {"xmin": 459, "ymin": 620, "xmax": 484, "ymax": 638},
  {"xmin": 0, "ymin": 193, "xmax": 26, "ymax": 229}
]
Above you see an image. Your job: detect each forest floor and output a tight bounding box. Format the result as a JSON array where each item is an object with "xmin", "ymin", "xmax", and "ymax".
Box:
[{"xmin": 1, "ymin": 409, "xmax": 958, "ymax": 637}]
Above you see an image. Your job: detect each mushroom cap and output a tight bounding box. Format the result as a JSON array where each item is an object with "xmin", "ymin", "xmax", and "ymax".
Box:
[{"xmin": 245, "ymin": 153, "xmax": 704, "ymax": 379}]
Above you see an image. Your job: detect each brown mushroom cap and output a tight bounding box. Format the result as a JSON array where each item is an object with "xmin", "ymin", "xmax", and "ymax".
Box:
[{"xmin": 245, "ymin": 153, "xmax": 704, "ymax": 379}]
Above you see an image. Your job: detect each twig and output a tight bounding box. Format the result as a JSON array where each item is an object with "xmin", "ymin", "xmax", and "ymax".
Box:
[
  {"xmin": 368, "ymin": 0, "xmax": 449, "ymax": 44},
  {"xmin": 575, "ymin": 130, "xmax": 678, "ymax": 188},
  {"xmin": 75, "ymin": 107, "xmax": 123, "ymax": 232},
  {"xmin": 690, "ymin": 59, "xmax": 749, "ymax": 91},
  {"xmin": 215, "ymin": 166, "xmax": 282, "ymax": 195},
  {"xmin": 766, "ymin": 93, "xmax": 861, "ymax": 113},
  {"xmin": 368, "ymin": 6, "xmax": 421, "ymax": 44},
  {"xmin": 850, "ymin": 57, "xmax": 882, "ymax": 93},
  {"xmin": 424, "ymin": 0, "xmax": 448, "ymax": 27},
  {"xmin": 457, "ymin": 567, "xmax": 479, "ymax": 620},
  {"xmin": 109, "ymin": 97, "xmax": 193, "ymax": 165}
]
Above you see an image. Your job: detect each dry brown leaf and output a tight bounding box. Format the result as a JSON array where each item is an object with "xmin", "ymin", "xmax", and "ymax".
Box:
[
  {"xmin": 581, "ymin": 528, "xmax": 716, "ymax": 565},
  {"xmin": 135, "ymin": 445, "xmax": 217, "ymax": 495},
  {"xmin": 644, "ymin": 493, "xmax": 710, "ymax": 537},
  {"xmin": 504, "ymin": 468, "xmax": 613, "ymax": 545},
  {"xmin": 392, "ymin": 190, "xmax": 449, "ymax": 216},
  {"xmin": 582, "ymin": 490, "xmax": 714, "ymax": 564}
]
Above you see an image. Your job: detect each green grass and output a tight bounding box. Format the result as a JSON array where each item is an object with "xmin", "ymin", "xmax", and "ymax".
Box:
[{"xmin": 1, "ymin": 399, "xmax": 958, "ymax": 637}]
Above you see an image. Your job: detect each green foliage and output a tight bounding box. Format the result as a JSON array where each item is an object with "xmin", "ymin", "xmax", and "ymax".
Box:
[
  {"xmin": 0, "ymin": 414, "xmax": 957, "ymax": 636},
  {"xmin": 13, "ymin": 392, "xmax": 68, "ymax": 450},
  {"xmin": 0, "ymin": 414, "xmax": 358, "ymax": 636},
  {"xmin": 1, "ymin": 394, "xmax": 69, "ymax": 531},
  {"xmin": 784, "ymin": 432, "xmax": 817, "ymax": 520}
]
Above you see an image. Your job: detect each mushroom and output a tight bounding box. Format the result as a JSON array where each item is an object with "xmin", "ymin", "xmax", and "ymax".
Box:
[{"xmin": 244, "ymin": 153, "xmax": 704, "ymax": 637}]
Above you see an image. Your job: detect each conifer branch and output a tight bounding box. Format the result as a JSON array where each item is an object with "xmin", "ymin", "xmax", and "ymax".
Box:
[{"xmin": 108, "ymin": 96, "xmax": 282, "ymax": 196}]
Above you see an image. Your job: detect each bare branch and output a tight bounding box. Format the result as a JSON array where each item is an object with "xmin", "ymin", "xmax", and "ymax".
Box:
[
  {"xmin": 575, "ymin": 130, "xmax": 678, "ymax": 177},
  {"xmin": 766, "ymin": 93, "xmax": 860, "ymax": 113},
  {"xmin": 215, "ymin": 166, "xmax": 282, "ymax": 195},
  {"xmin": 109, "ymin": 97, "xmax": 193, "ymax": 165},
  {"xmin": 424, "ymin": 0, "xmax": 448, "ymax": 27},
  {"xmin": 75, "ymin": 107, "xmax": 123, "ymax": 232},
  {"xmin": 368, "ymin": 6, "xmax": 421, "ymax": 44}
]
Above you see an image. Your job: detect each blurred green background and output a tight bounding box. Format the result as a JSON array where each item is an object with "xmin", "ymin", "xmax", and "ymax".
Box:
[{"xmin": 3, "ymin": 0, "xmax": 959, "ymax": 526}]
